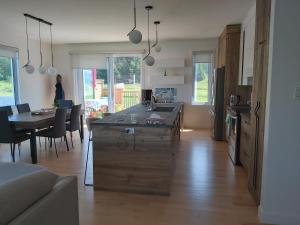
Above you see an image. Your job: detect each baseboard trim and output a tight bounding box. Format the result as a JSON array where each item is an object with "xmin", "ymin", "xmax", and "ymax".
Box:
[{"xmin": 259, "ymin": 205, "xmax": 300, "ymax": 225}]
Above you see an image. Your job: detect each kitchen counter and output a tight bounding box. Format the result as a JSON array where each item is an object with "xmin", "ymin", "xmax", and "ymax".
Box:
[
  {"xmin": 91, "ymin": 103, "xmax": 183, "ymax": 195},
  {"xmin": 92, "ymin": 102, "xmax": 183, "ymax": 128}
]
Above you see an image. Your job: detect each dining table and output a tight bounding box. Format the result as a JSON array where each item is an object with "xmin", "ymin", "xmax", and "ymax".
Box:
[{"xmin": 8, "ymin": 108, "xmax": 85, "ymax": 164}]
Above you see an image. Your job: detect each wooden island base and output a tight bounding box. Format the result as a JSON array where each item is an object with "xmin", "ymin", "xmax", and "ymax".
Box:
[{"xmin": 92, "ymin": 103, "xmax": 182, "ymax": 195}]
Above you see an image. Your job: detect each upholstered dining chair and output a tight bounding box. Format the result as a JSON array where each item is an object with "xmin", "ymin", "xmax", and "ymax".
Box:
[
  {"xmin": 66, "ymin": 104, "xmax": 82, "ymax": 148},
  {"xmin": 16, "ymin": 103, "xmax": 31, "ymax": 114},
  {"xmin": 0, "ymin": 105, "xmax": 13, "ymax": 116},
  {"xmin": 36, "ymin": 108, "xmax": 70, "ymax": 158},
  {"xmin": 58, "ymin": 100, "xmax": 73, "ymax": 109},
  {"xmin": 0, "ymin": 111, "xmax": 30, "ymax": 162}
]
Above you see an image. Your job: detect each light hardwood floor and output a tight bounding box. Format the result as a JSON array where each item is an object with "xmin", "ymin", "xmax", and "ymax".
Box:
[{"xmin": 0, "ymin": 129, "xmax": 263, "ymax": 225}]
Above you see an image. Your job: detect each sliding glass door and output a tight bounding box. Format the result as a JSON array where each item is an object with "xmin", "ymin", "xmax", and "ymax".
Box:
[
  {"xmin": 0, "ymin": 46, "xmax": 19, "ymax": 106},
  {"xmin": 113, "ymin": 55, "xmax": 142, "ymax": 112},
  {"xmin": 76, "ymin": 53, "xmax": 142, "ymax": 116}
]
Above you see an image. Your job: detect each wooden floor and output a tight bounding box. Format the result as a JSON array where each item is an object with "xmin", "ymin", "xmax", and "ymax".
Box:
[{"xmin": 0, "ymin": 129, "xmax": 263, "ymax": 225}]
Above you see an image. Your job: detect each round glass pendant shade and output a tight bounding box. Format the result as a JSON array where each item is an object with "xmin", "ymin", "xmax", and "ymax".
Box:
[
  {"xmin": 129, "ymin": 29, "xmax": 142, "ymax": 44},
  {"xmin": 145, "ymin": 55, "xmax": 155, "ymax": 66},
  {"xmin": 155, "ymin": 45, "xmax": 162, "ymax": 53},
  {"xmin": 47, "ymin": 66, "xmax": 57, "ymax": 76},
  {"xmin": 39, "ymin": 65, "xmax": 47, "ymax": 74},
  {"xmin": 24, "ymin": 64, "xmax": 35, "ymax": 74}
]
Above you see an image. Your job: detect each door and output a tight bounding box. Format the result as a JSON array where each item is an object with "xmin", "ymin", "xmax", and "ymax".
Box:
[{"xmin": 112, "ymin": 55, "xmax": 142, "ymax": 112}]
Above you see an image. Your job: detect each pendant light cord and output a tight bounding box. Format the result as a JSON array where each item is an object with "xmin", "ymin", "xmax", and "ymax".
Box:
[
  {"xmin": 134, "ymin": 0, "xmax": 136, "ymax": 27},
  {"xmin": 143, "ymin": 7, "xmax": 151, "ymax": 60},
  {"xmin": 50, "ymin": 25, "xmax": 54, "ymax": 67},
  {"xmin": 25, "ymin": 16, "xmax": 30, "ymax": 64},
  {"xmin": 39, "ymin": 21, "xmax": 43, "ymax": 66}
]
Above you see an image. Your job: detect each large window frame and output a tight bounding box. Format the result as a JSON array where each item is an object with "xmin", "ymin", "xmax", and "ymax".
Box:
[
  {"xmin": 192, "ymin": 51, "xmax": 214, "ymax": 106},
  {"xmin": 0, "ymin": 45, "xmax": 20, "ymax": 106}
]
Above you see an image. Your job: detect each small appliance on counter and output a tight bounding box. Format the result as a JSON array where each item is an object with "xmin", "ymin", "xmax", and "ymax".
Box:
[
  {"xmin": 230, "ymin": 94, "xmax": 241, "ymax": 106},
  {"xmin": 141, "ymin": 89, "xmax": 153, "ymax": 105}
]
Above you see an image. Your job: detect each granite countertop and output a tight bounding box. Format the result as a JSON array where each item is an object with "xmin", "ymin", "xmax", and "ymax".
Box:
[{"xmin": 92, "ymin": 102, "xmax": 183, "ymax": 128}]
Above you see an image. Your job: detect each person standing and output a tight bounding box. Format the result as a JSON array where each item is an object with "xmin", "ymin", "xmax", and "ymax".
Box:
[{"xmin": 54, "ymin": 74, "xmax": 65, "ymax": 106}]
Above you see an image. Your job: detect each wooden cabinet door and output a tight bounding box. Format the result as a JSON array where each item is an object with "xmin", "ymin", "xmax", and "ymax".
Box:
[{"xmin": 248, "ymin": 0, "xmax": 271, "ymax": 205}]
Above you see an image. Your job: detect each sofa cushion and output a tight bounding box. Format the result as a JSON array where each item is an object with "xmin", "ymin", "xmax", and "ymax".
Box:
[
  {"xmin": 0, "ymin": 162, "xmax": 44, "ymax": 184},
  {"xmin": 0, "ymin": 167, "xmax": 58, "ymax": 225}
]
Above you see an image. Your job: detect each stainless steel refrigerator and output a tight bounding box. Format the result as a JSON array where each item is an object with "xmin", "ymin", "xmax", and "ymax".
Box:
[{"xmin": 209, "ymin": 67, "xmax": 225, "ymax": 140}]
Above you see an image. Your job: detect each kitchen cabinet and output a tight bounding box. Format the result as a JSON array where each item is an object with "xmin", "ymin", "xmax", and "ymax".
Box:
[
  {"xmin": 240, "ymin": 113, "xmax": 251, "ymax": 174},
  {"xmin": 217, "ymin": 24, "xmax": 241, "ymax": 139},
  {"xmin": 248, "ymin": 0, "xmax": 271, "ymax": 205}
]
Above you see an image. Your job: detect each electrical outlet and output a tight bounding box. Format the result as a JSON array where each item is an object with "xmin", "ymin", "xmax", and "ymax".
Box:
[
  {"xmin": 125, "ymin": 128, "xmax": 135, "ymax": 134},
  {"xmin": 294, "ymin": 87, "xmax": 300, "ymax": 100}
]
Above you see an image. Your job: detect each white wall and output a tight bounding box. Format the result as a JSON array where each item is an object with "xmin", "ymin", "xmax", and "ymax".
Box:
[
  {"xmin": 260, "ymin": 0, "xmax": 300, "ymax": 224},
  {"xmin": 238, "ymin": 3, "xmax": 256, "ymax": 85},
  {"xmin": 53, "ymin": 39, "xmax": 218, "ymax": 129},
  {"xmin": 0, "ymin": 24, "xmax": 54, "ymax": 110}
]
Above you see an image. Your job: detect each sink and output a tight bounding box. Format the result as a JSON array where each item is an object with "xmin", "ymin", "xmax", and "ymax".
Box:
[{"xmin": 152, "ymin": 107, "xmax": 175, "ymax": 112}]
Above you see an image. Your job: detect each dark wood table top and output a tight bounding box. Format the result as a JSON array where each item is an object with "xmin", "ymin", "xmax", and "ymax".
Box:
[{"xmin": 9, "ymin": 109, "xmax": 84, "ymax": 129}]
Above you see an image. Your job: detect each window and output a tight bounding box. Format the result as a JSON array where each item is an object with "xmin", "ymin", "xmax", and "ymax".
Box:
[
  {"xmin": 0, "ymin": 46, "xmax": 19, "ymax": 106},
  {"xmin": 192, "ymin": 52, "xmax": 213, "ymax": 105}
]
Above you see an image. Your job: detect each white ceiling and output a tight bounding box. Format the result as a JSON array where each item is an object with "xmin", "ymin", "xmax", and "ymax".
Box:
[{"xmin": 0, "ymin": 0, "xmax": 255, "ymax": 44}]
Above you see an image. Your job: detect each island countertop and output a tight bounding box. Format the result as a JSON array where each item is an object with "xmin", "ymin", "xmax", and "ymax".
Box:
[{"xmin": 92, "ymin": 102, "xmax": 183, "ymax": 128}]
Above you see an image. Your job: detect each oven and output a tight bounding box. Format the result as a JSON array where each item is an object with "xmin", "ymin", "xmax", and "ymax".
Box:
[{"xmin": 227, "ymin": 109, "xmax": 241, "ymax": 165}]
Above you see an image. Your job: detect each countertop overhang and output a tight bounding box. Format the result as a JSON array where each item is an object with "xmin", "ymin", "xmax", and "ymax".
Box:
[{"xmin": 91, "ymin": 102, "xmax": 183, "ymax": 128}]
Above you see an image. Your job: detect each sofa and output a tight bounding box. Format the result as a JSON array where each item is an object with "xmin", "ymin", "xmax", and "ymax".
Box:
[{"xmin": 0, "ymin": 162, "xmax": 79, "ymax": 225}]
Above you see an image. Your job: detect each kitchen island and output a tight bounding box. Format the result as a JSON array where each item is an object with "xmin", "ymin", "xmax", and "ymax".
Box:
[{"xmin": 91, "ymin": 103, "xmax": 183, "ymax": 195}]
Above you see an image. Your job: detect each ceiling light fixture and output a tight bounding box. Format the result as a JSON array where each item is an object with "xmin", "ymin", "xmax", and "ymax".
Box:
[
  {"xmin": 38, "ymin": 21, "xmax": 47, "ymax": 74},
  {"xmin": 143, "ymin": 6, "xmax": 155, "ymax": 66},
  {"xmin": 47, "ymin": 25, "xmax": 57, "ymax": 76},
  {"xmin": 23, "ymin": 16, "xmax": 35, "ymax": 74},
  {"xmin": 152, "ymin": 21, "xmax": 162, "ymax": 53},
  {"xmin": 127, "ymin": 0, "xmax": 142, "ymax": 44}
]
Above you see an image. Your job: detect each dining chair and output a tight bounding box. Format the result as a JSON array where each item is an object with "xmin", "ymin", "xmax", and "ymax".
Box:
[
  {"xmin": 0, "ymin": 111, "xmax": 30, "ymax": 162},
  {"xmin": 36, "ymin": 108, "xmax": 69, "ymax": 158},
  {"xmin": 84, "ymin": 113, "xmax": 112, "ymax": 186},
  {"xmin": 16, "ymin": 103, "xmax": 31, "ymax": 113},
  {"xmin": 58, "ymin": 100, "xmax": 73, "ymax": 109},
  {"xmin": 0, "ymin": 106, "xmax": 13, "ymax": 116},
  {"xmin": 66, "ymin": 104, "xmax": 82, "ymax": 148}
]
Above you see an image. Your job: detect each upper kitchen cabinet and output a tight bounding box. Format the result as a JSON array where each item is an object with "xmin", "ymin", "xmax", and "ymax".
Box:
[
  {"xmin": 239, "ymin": 4, "xmax": 256, "ymax": 86},
  {"xmin": 217, "ymin": 24, "xmax": 241, "ymax": 109}
]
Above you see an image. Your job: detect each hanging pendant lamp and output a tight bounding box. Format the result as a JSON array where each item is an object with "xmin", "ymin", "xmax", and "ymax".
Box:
[
  {"xmin": 23, "ymin": 16, "xmax": 35, "ymax": 74},
  {"xmin": 152, "ymin": 21, "xmax": 162, "ymax": 53},
  {"xmin": 47, "ymin": 25, "xmax": 57, "ymax": 76},
  {"xmin": 143, "ymin": 6, "xmax": 155, "ymax": 66},
  {"xmin": 38, "ymin": 21, "xmax": 47, "ymax": 74},
  {"xmin": 127, "ymin": 0, "xmax": 142, "ymax": 44}
]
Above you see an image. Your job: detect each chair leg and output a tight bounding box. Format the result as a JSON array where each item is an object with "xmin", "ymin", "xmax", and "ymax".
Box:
[
  {"xmin": 65, "ymin": 135, "xmax": 70, "ymax": 151},
  {"xmin": 12, "ymin": 143, "xmax": 16, "ymax": 163},
  {"xmin": 44, "ymin": 137, "xmax": 47, "ymax": 150},
  {"xmin": 10, "ymin": 143, "xmax": 13, "ymax": 159},
  {"xmin": 84, "ymin": 132, "xmax": 92, "ymax": 186},
  {"xmin": 79, "ymin": 130, "xmax": 83, "ymax": 144},
  {"xmin": 70, "ymin": 132, "xmax": 74, "ymax": 148},
  {"xmin": 39, "ymin": 136, "xmax": 41, "ymax": 148},
  {"xmin": 18, "ymin": 143, "xmax": 21, "ymax": 159},
  {"xmin": 54, "ymin": 139, "xmax": 58, "ymax": 158}
]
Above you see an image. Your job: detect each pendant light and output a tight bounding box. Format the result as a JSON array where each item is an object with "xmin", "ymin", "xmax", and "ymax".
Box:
[
  {"xmin": 47, "ymin": 25, "xmax": 57, "ymax": 76},
  {"xmin": 127, "ymin": 0, "xmax": 142, "ymax": 44},
  {"xmin": 23, "ymin": 16, "xmax": 35, "ymax": 74},
  {"xmin": 152, "ymin": 21, "xmax": 162, "ymax": 53},
  {"xmin": 38, "ymin": 21, "xmax": 47, "ymax": 74},
  {"xmin": 143, "ymin": 6, "xmax": 155, "ymax": 66}
]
